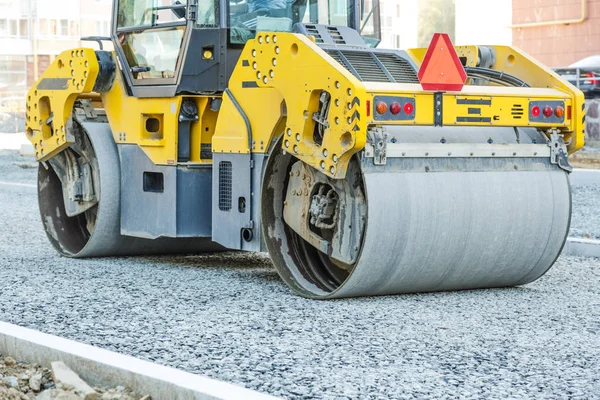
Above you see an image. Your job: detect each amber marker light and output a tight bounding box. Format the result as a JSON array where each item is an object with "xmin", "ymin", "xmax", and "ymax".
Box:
[{"xmin": 376, "ymin": 101, "xmax": 388, "ymax": 114}]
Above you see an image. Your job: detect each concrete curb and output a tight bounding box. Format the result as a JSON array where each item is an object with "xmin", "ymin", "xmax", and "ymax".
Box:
[
  {"xmin": 0, "ymin": 322, "xmax": 280, "ymax": 400},
  {"xmin": 563, "ymin": 238, "xmax": 600, "ymax": 258},
  {"xmin": 570, "ymin": 168, "xmax": 600, "ymax": 186}
]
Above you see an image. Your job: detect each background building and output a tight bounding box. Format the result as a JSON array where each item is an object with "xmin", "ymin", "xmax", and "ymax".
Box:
[
  {"xmin": 0, "ymin": 0, "xmax": 111, "ymax": 132},
  {"xmin": 512, "ymin": 0, "xmax": 600, "ymax": 67},
  {"xmin": 2, "ymin": 0, "xmax": 598, "ymax": 133},
  {"xmin": 378, "ymin": 0, "xmax": 419, "ymax": 49},
  {"xmin": 378, "ymin": 0, "xmax": 512, "ymax": 51}
]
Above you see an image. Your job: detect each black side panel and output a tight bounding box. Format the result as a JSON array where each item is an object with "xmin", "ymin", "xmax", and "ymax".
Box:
[
  {"xmin": 178, "ymin": 28, "xmax": 242, "ymax": 93},
  {"xmin": 119, "ymin": 144, "xmax": 212, "ymax": 239},
  {"xmin": 176, "ymin": 166, "xmax": 213, "ymax": 237}
]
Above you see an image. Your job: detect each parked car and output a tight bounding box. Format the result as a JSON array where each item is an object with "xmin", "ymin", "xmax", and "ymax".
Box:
[{"xmin": 554, "ymin": 55, "xmax": 600, "ymax": 99}]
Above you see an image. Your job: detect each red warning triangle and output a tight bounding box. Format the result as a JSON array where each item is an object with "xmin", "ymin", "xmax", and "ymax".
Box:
[{"xmin": 418, "ymin": 33, "xmax": 467, "ymax": 92}]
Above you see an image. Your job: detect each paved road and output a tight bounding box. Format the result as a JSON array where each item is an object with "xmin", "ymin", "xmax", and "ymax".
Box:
[{"xmin": 0, "ymin": 150, "xmax": 599, "ymax": 399}]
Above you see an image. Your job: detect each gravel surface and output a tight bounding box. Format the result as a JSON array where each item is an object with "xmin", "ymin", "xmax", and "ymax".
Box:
[
  {"xmin": 571, "ymin": 184, "xmax": 600, "ymax": 240},
  {"xmin": 0, "ymin": 150, "xmax": 37, "ymax": 184},
  {"xmin": 0, "ymin": 151, "xmax": 599, "ymax": 399}
]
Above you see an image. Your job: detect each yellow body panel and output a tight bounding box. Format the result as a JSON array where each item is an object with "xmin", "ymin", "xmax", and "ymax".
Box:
[
  {"xmin": 218, "ymin": 34, "xmax": 585, "ymax": 178},
  {"xmin": 25, "ymin": 48, "xmax": 100, "ymax": 161},
  {"xmin": 101, "ymin": 62, "xmax": 216, "ymax": 165},
  {"xmin": 25, "ymin": 36, "xmax": 585, "ymax": 176},
  {"xmin": 191, "ymin": 105, "xmax": 219, "ymax": 163},
  {"xmin": 406, "ymin": 44, "xmax": 585, "ymax": 153},
  {"xmin": 101, "ymin": 71, "xmax": 181, "ymax": 165},
  {"xmin": 217, "ymin": 32, "xmax": 368, "ymax": 179},
  {"xmin": 492, "ymin": 46, "xmax": 585, "ymax": 152},
  {"xmin": 364, "ymin": 84, "xmax": 574, "ymax": 127}
]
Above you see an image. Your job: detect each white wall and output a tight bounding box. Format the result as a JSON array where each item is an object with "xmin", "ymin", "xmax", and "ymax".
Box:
[{"xmin": 455, "ymin": 0, "xmax": 512, "ymax": 46}]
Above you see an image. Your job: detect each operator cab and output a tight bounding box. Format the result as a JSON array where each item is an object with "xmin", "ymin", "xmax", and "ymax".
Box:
[{"xmin": 111, "ymin": 0, "xmax": 381, "ymax": 97}]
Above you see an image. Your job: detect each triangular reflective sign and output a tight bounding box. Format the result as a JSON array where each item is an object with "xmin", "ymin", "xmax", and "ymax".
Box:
[{"xmin": 418, "ymin": 33, "xmax": 467, "ymax": 92}]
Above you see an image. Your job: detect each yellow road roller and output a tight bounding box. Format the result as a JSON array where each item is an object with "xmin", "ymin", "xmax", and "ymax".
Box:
[{"xmin": 25, "ymin": 0, "xmax": 585, "ymax": 298}]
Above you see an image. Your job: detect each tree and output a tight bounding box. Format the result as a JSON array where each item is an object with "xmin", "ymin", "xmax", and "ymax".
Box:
[{"xmin": 417, "ymin": 0, "xmax": 455, "ymax": 48}]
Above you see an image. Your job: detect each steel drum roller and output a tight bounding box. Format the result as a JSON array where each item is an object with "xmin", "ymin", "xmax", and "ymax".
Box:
[
  {"xmin": 262, "ymin": 127, "xmax": 571, "ymax": 299},
  {"xmin": 38, "ymin": 122, "xmax": 222, "ymax": 257}
]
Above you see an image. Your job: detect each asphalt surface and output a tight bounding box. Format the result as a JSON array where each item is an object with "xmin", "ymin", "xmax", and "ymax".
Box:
[{"xmin": 0, "ymin": 150, "xmax": 599, "ymax": 399}]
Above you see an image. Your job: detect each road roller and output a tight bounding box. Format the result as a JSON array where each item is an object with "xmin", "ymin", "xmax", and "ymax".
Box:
[{"xmin": 25, "ymin": 0, "xmax": 585, "ymax": 298}]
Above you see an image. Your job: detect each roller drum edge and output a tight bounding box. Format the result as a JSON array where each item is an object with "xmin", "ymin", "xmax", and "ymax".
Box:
[{"xmin": 38, "ymin": 121, "xmax": 223, "ymax": 258}]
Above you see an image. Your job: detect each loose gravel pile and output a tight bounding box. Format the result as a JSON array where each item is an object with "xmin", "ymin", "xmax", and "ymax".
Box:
[
  {"xmin": 0, "ymin": 151, "xmax": 599, "ymax": 399},
  {"xmin": 0, "ymin": 355, "xmax": 51, "ymax": 399},
  {"xmin": 0, "ymin": 355, "xmax": 145, "ymax": 400}
]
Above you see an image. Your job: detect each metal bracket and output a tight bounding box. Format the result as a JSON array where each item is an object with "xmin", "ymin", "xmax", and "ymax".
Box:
[
  {"xmin": 312, "ymin": 91, "xmax": 331, "ymax": 145},
  {"xmin": 367, "ymin": 127, "xmax": 388, "ymax": 165},
  {"xmin": 548, "ymin": 130, "xmax": 573, "ymax": 173},
  {"xmin": 76, "ymin": 100, "xmax": 97, "ymax": 119}
]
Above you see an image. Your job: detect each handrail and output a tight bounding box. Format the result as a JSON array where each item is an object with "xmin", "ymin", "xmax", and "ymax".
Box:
[{"xmin": 509, "ymin": 0, "xmax": 587, "ymax": 28}]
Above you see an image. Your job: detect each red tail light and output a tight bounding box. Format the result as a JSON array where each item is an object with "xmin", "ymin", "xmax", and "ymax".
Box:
[
  {"xmin": 567, "ymin": 105, "xmax": 572, "ymax": 120},
  {"xmin": 532, "ymin": 105, "xmax": 541, "ymax": 117},
  {"xmin": 543, "ymin": 106, "xmax": 553, "ymax": 118},
  {"xmin": 586, "ymin": 72, "xmax": 599, "ymax": 85},
  {"xmin": 372, "ymin": 96, "xmax": 416, "ymax": 121}
]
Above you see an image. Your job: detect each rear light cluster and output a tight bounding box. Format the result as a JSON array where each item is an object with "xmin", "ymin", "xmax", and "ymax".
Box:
[
  {"xmin": 584, "ymin": 72, "xmax": 599, "ymax": 85},
  {"xmin": 372, "ymin": 96, "xmax": 416, "ymax": 121},
  {"xmin": 529, "ymin": 101, "xmax": 566, "ymax": 123}
]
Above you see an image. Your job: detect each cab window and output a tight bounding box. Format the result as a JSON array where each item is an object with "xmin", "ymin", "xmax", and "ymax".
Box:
[
  {"xmin": 119, "ymin": 28, "xmax": 185, "ymax": 79},
  {"xmin": 228, "ymin": 0, "xmax": 357, "ymax": 44},
  {"xmin": 229, "ymin": 0, "xmax": 304, "ymax": 44},
  {"xmin": 116, "ymin": 0, "xmax": 188, "ymax": 80}
]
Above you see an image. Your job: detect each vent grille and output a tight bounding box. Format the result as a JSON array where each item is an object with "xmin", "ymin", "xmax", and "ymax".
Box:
[
  {"xmin": 218, "ymin": 161, "xmax": 232, "ymax": 212},
  {"xmin": 325, "ymin": 50, "xmax": 419, "ymax": 84},
  {"xmin": 375, "ymin": 54, "xmax": 419, "ymax": 84},
  {"xmin": 341, "ymin": 52, "xmax": 390, "ymax": 82},
  {"xmin": 327, "ymin": 51, "xmax": 345, "ymax": 67},
  {"xmin": 512, "ymin": 104, "xmax": 524, "ymax": 119},
  {"xmin": 304, "ymin": 25, "xmax": 324, "ymax": 43},
  {"xmin": 326, "ymin": 26, "xmax": 345, "ymax": 44}
]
